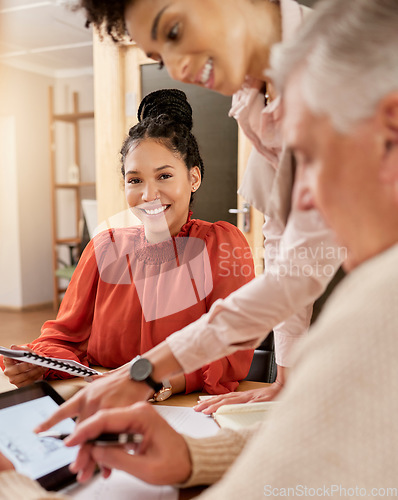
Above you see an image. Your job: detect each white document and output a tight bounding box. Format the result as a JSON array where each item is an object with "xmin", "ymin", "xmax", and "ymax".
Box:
[
  {"xmin": 154, "ymin": 405, "xmax": 220, "ymax": 438},
  {"xmin": 65, "ymin": 405, "xmax": 219, "ymax": 498},
  {"xmin": 197, "ymin": 395, "xmax": 214, "ymax": 402},
  {"xmin": 65, "ymin": 470, "xmax": 177, "ymax": 500}
]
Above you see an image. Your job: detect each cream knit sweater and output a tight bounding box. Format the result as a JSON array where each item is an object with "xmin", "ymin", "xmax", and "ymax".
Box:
[
  {"xmin": 1, "ymin": 244, "xmax": 398, "ymax": 498},
  {"xmin": 187, "ymin": 243, "xmax": 398, "ymax": 498}
]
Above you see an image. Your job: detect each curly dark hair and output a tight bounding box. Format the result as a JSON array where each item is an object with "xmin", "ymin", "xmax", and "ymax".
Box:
[
  {"xmin": 76, "ymin": 0, "xmax": 132, "ymax": 41},
  {"xmin": 120, "ymin": 89, "xmax": 205, "ymax": 205},
  {"xmin": 76, "ymin": 0, "xmax": 280, "ymax": 42}
]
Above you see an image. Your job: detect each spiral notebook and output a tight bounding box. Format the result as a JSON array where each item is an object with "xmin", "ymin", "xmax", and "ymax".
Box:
[{"xmin": 0, "ymin": 347, "xmax": 101, "ymax": 378}]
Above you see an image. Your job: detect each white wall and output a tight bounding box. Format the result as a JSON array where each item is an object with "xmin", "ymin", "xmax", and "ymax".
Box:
[
  {"xmin": 0, "ymin": 116, "xmax": 23, "ymax": 307},
  {"xmin": 0, "ymin": 64, "xmax": 95, "ymax": 308},
  {"xmin": 0, "ymin": 64, "xmax": 53, "ymax": 308}
]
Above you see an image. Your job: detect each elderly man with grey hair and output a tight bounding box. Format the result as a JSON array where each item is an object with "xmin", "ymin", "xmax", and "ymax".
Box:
[{"xmin": 1, "ymin": 0, "xmax": 398, "ymax": 497}]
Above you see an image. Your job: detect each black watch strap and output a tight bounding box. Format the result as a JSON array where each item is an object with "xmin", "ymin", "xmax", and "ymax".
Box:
[
  {"xmin": 144, "ymin": 374, "xmax": 163, "ymax": 392},
  {"xmin": 129, "ymin": 356, "xmax": 163, "ymax": 392}
]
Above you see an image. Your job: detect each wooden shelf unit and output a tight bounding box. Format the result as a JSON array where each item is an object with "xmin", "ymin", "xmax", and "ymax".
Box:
[{"xmin": 48, "ymin": 87, "xmax": 95, "ymax": 309}]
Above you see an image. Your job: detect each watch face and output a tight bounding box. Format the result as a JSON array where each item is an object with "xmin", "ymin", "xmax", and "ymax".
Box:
[
  {"xmin": 154, "ymin": 387, "xmax": 173, "ymax": 402},
  {"xmin": 130, "ymin": 357, "xmax": 152, "ymax": 382}
]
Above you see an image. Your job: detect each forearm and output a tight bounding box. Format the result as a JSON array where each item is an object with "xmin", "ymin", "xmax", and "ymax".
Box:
[
  {"xmin": 273, "ymin": 304, "xmax": 313, "ymax": 367},
  {"xmin": 144, "ymin": 341, "xmax": 185, "ymax": 386},
  {"xmin": 181, "ymin": 426, "xmax": 258, "ymax": 487},
  {"xmin": 141, "ymin": 210, "xmax": 342, "ymax": 388},
  {"xmin": 169, "ymin": 372, "xmax": 186, "ymax": 394},
  {"xmin": 165, "ymin": 209, "xmax": 343, "ymax": 375},
  {"xmin": 275, "ymin": 364, "xmax": 289, "ymax": 387}
]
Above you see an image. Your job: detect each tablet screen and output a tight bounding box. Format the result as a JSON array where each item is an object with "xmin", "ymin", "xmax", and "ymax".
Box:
[{"xmin": 0, "ymin": 382, "xmax": 79, "ymax": 490}]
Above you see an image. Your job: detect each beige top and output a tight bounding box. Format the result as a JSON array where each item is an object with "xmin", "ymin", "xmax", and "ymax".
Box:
[
  {"xmin": 184, "ymin": 243, "xmax": 398, "ymax": 497},
  {"xmin": 0, "ymin": 470, "xmax": 64, "ymax": 499}
]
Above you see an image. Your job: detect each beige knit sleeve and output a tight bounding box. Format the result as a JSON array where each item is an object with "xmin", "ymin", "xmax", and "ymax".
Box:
[
  {"xmin": 180, "ymin": 426, "xmax": 259, "ymax": 488},
  {"xmin": 0, "ymin": 471, "xmax": 67, "ymax": 500}
]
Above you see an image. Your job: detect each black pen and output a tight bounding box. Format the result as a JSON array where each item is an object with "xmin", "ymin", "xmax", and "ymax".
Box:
[{"xmin": 37, "ymin": 431, "xmax": 144, "ymax": 446}]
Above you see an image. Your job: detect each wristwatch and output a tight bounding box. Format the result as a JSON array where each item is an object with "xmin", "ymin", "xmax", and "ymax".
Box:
[
  {"xmin": 128, "ymin": 355, "xmax": 162, "ymax": 392},
  {"xmin": 152, "ymin": 379, "xmax": 173, "ymax": 402}
]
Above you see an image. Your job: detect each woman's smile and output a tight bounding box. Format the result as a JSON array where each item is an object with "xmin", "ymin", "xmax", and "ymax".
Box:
[
  {"xmin": 196, "ymin": 57, "xmax": 214, "ymax": 88},
  {"xmin": 124, "ymin": 139, "xmax": 200, "ymax": 242},
  {"xmin": 135, "ymin": 201, "xmax": 170, "ymax": 216}
]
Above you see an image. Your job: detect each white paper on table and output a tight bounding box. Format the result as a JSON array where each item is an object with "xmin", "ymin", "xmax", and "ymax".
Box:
[
  {"xmin": 64, "ymin": 469, "xmax": 177, "ymax": 500},
  {"xmin": 197, "ymin": 395, "xmax": 215, "ymax": 402},
  {"xmin": 64, "ymin": 406, "xmax": 218, "ymax": 498},
  {"xmin": 154, "ymin": 405, "xmax": 220, "ymax": 438}
]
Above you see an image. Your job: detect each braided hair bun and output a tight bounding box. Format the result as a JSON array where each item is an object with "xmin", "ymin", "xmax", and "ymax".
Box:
[
  {"xmin": 121, "ymin": 89, "xmax": 205, "ymax": 203},
  {"xmin": 137, "ymin": 89, "xmax": 193, "ymax": 131}
]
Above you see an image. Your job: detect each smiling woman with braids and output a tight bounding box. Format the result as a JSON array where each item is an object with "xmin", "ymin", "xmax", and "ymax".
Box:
[{"xmin": 1, "ymin": 89, "xmax": 255, "ymax": 396}]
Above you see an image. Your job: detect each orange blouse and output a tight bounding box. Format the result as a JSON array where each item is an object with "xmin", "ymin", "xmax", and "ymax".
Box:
[{"xmin": 25, "ymin": 216, "xmax": 255, "ymax": 394}]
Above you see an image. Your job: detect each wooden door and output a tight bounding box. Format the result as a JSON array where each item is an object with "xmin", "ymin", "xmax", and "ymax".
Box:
[{"xmin": 237, "ymin": 130, "xmax": 265, "ymax": 274}]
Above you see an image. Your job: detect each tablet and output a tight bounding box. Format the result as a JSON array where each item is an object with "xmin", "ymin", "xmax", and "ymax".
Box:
[{"xmin": 0, "ymin": 381, "xmax": 78, "ymax": 491}]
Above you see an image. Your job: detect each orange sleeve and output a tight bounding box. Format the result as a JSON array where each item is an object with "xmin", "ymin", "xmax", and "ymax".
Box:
[
  {"xmin": 184, "ymin": 222, "xmax": 255, "ymax": 394},
  {"xmin": 26, "ymin": 240, "xmax": 100, "ymax": 379}
]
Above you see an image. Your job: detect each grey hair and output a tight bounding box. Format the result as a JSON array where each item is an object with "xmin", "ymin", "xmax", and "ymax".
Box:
[{"xmin": 269, "ymin": 0, "xmax": 398, "ymax": 133}]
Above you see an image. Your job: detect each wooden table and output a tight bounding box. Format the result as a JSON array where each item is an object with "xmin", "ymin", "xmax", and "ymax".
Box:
[{"xmin": 156, "ymin": 380, "xmax": 269, "ymax": 407}]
